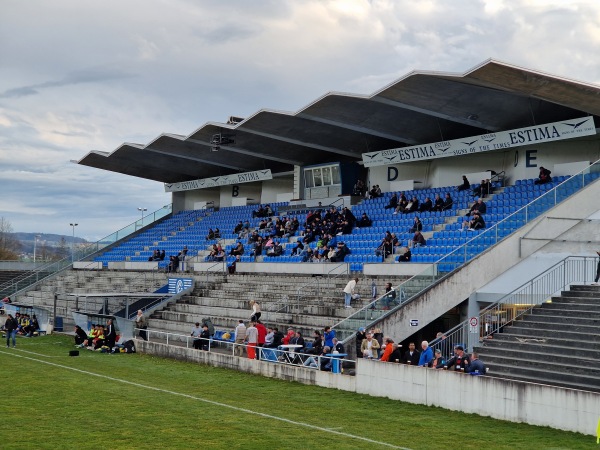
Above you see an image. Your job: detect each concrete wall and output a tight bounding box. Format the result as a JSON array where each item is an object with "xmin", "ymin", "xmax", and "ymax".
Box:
[
  {"xmin": 261, "ymin": 177, "xmax": 294, "ymax": 204},
  {"xmin": 137, "ymin": 340, "xmax": 356, "ymax": 392},
  {"xmin": 193, "ymin": 261, "xmax": 349, "ymax": 275},
  {"xmin": 138, "ymin": 340, "xmax": 599, "ymax": 436},
  {"xmin": 367, "ymin": 135, "xmax": 600, "ymax": 191},
  {"xmin": 357, "ymin": 359, "xmax": 600, "ymax": 436}
]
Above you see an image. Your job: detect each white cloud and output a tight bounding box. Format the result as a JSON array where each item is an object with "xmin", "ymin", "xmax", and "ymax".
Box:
[{"xmin": 1, "ymin": 0, "xmax": 599, "ymax": 240}]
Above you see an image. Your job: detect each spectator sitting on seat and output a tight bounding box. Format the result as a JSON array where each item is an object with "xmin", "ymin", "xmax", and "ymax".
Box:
[
  {"xmin": 199, "ymin": 324, "xmax": 211, "ymax": 351},
  {"xmin": 369, "ymin": 184, "xmax": 382, "ymax": 199},
  {"xmin": 252, "ymin": 205, "xmax": 265, "ymax": 218},
  {"xmin": 409, "ymin": 216, "xmax": 423, "ymax": 233},
  {"xmin": 384, "ymin": 192, "xmax": 398, "ymax": 210},
  {"xmin": 266, "ymin": 241, "xmax": 283, "ymax": 257},
  {"xmin": 463, "ymin": 211, "xmax": 485, "ymax": 231},
  {"xmin": 306, "ymin": 330, "xmax": 323, "ymax": 355},
  {"xmin": 409, "ymin": 230, "xmax": 426, "ymax": 248},
  {"xmin": 466, "ymin": 198, "xmax": 487, "ymax": 216},
  {"xmin": 215, "ymin": 245, "xmax": 225, "ymax": 261},
  {"xmin": 332, "ymin": 337, "xmax": 344, "ymax": 353},
  {"xmin": 534, "ymin": 166, "xmax": 552, "ymax": 185},
  {"xmin": 265, "ymin": 327, "xmax": 284, "ymax": 348},
  {"xmin": 191, "ymin": 322, "xmax": 203, "ymax": 349},
  {"xmin": 376, "ymin": 234, "xmax": 393, "ymax": 260},
  {"xmin": 330, "ymin": 241, "xmax": 350, "ymax": 263},
  {"xmin": 443, "ymin": 345, "xmax": 470, "ymax": 371},
  {"xmin": 233, "ymin": 221, "xmax": 244, "ymax": 235},
  {"xmin": 442, "ymin": 193, "xmax": 454, "ymax": 211},
  {"xmin": 382, "ymin": 282, "xmax": 397, "ymax": 308},
  {"xmin": 457, "ymin": 175, "xmax": 470, "ymax": 191},
  {"xmin": 473, "ymin": 179, "xmax": 492, "ymax": 197},
  {"xmin": 148, "ymin": 249, "xmax": 159, "ymax": 261},
  {"xmin": 264, "ymin": 327, "xmax": 274, "ymax": 347},
  {"xmin": 24, "ymin": 314, "xmax": 40, "ymax": 337},
  {"xmin": 301, "ymin": 247, "xmax": 313, "ymax": 262},
  {"xmin": 282, "ymin": 327, "xmax": 295, "ymax": 345},
  {"xmin": 419, "ymin": 197, "xmax": 433, "ymax": 213},
  {"xmin": 361, "ymin": 332, "xmax": 380, "ymax": 359},
  {"xmin": 80, "ymin": 323, "xmax": 97, "ymax": 348},
  {"xmin": 258, "ymin": 219, "xmax": 267, "ymax": 230},
  {"xmin": 290, "ymin": 239, "xmax": 304, "ymax": 256},
  {"xmin": 465, "ymin": 351, "xmax": 487, "ymax": 374},
  {"xmin": 395, "ymin": 195, "xmax": 419, "ymax": 214},
  {"xmin": 429, "ymin": 349, "xmax": 446, "ymax": 369},
  {"xmin": 356, "ymin": 212, "xmax": 372, "ymax": 228},
  {"xmin": 160, "ymin": 249, "xmax": 166, "ymax": 260},
  {"xmin": 213, "ymin": 228, "xmax": 221, "ymax": 239},
  {"xmin": 396, "ymin": 246, "xmax": 412, "ymax": 262},
  {"xmin": 393, "ymin": 193, "xmax": 409, "ymax": 214},
  {"xmin": 433, "ymin": 193, "xmax": 444, "ymax": 212},
  {"xmin": 303, "ymin": 345, "xmax": 331, "ymax": 370},
  {"xmin": 206, "ymin": 228, "xmax": 215, "ymax": 240},
  {"xmin": 229, "ymin": 241, "xmax": 244, "ymax": 256}
]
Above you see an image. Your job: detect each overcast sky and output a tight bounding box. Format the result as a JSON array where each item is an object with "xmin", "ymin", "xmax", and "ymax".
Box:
[{"xmin": 1, "ymin": 0, "xmax": 600, "ymax": 241}]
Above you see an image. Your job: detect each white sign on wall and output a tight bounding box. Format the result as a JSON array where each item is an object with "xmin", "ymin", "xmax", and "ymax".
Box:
[
  {"xmin": 164, "ymin": 169, "xmax": 272, "ymax": 192},
  {"xmin": 362, "ymin": 116, "xmax": 596, "ymax": 167}
]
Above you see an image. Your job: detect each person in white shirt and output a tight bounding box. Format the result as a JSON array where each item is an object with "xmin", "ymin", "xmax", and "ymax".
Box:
[
  {"xmin": 265, "ymin": 327, "xmax": 274, "ymax": 347},
  {"xmin": 234, "ymin": 320, "xmax": 246, "ymax": 357},
  {"xmin": 343, "ymin": 277, "xmax": 359, "ymax": 308},
  {"xmin": 245, "ymin": 322, "xmax": 258, "ymax": 359}
]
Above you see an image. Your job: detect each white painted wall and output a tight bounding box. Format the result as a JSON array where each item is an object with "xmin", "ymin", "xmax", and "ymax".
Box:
[
  {"xmin": 357, "ymin": 359, "xmax": 600, "ymax": 436},
  {"xmin": 260, "ymin": 178, "xmax": 294, "ymax": 203}
]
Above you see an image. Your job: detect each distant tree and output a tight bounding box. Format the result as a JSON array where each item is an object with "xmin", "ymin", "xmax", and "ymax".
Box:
[
  {"xmin": 0, "ymin": 217, "xmax": 20, "ymax": 260},
  {"xmin": 56, "ymin": 237, "xmax": 69, "ymax": 259}
]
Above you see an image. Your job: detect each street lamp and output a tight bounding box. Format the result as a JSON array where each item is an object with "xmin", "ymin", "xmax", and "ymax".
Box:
[
  {"xmin": 137, "ymin": 207, "xmax": 147, "ymax": 229},
  {"xmin": 33, "ymin": 234, "xmax": 41, "ymax": 263},
  {"xmin": 69, "ymin": 223, "xmax": 78, "ymax": 262}
]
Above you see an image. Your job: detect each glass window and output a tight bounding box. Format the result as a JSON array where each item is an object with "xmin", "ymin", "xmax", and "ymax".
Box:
[
  {"xmin": 305, "ymin": 171, "xmax": 314, "ymax": 188},
  {"xmin": 322, "ymin": 167, "xmax": 332, "ymax": 185},
  {"xmin": 313, "ymin": 168, "xmax": 322, "ymax": 187},
  {"xmin": 331, "ymin": 165, "xmax": 341, "ymax": 184}
]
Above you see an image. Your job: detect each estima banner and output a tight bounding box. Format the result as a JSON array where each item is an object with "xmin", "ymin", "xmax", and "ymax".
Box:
[
  {"xmin": 362, "ymin": 116, "xmax": 596, "ymax": 167},
  {"xmin": 164, "ymin": 169, "xmax": 272, "ymax": 192}
]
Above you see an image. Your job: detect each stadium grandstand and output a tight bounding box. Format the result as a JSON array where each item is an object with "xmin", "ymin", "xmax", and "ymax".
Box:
[{"xmin": 4, "ymin": 58, "xmax": 600, "ymax": 435}]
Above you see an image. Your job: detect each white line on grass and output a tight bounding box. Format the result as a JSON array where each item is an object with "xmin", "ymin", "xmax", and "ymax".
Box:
[{"xmin": 0, "ymin": 350, "xmax": 410, "ymax": 450}]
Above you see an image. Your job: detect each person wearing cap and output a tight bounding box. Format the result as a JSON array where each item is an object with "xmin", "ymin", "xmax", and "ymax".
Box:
[
  {"xmin": 444, "ymin": 346, "xmax": 471, "ymax": 372},
  {"xmin": 429, "ymin": 349, "xmax": 446, "ymax": 369}
]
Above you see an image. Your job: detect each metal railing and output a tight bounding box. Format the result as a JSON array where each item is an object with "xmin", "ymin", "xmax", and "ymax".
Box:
[
  {"xmin": 432, "ymin": 255, "xmax": 597, "ymax": 356},
  {"xmin": 295, "ymin": 262, "xmax": 349, "ymax": 310},
  {"xmin": 0, "ymin": 204, "xmax": 172, "ymax": 299},
  {"xmin": 135, "ymin": 328, "xmax": 355, "ymax": 374},
  {"xmin": 334, "ymin": 159, "xmax": 600, "ymax": 343}
]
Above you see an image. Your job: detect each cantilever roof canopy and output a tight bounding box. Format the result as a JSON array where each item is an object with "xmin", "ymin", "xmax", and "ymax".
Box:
[{"xmin": 77, "ymin": 59, "xmax": 600, "ymax": 183}]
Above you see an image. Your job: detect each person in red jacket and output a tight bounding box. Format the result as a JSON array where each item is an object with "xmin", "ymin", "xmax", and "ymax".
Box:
[{"xmin": 255, "ymin": 320, "xmax": 267, "ymax": 360}]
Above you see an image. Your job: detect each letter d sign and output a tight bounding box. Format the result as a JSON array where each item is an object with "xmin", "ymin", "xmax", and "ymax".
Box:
[{"xmin": 387, "ymin": 167, "xmax": 398, "ymax": 181}]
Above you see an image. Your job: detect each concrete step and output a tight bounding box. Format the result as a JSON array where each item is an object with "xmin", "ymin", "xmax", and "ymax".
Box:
[
  {"xmin": 541, "ymin": 302, "xmax": 600, "ymax": 312},
  {"xmin": 520, "ymin": 313, "xmax": 600, "ymax": 327},
  {"xmin": 510, "ymin": 319, "xmax": 600, "ymax": 334},
  {"xmin": 552, "ymin": 295, "xmax": 600, "ymax": 305},
  {"xmin": 475, "ymin": 345, "xmax": 600, "ymax": 370},
  {"xmin": 486, "ymin": 368, "xmax": 600, "ymax": 393},
  {"xmin": 480, "ymin": 354, "xmax": 600, "ymax": 388},
  {"xmin": 490, "ymin": 332, "xmax": 600, "ymax": 352},
  {"xmin": 533, "ymin": 306, "xmax": 600, "ymax": 318},
  {"xmin": 504, "ymin": 324, "xmax": 600, "ymax": 342}
]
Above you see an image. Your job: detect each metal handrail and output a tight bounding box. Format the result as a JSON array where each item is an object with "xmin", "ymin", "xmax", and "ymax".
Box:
[
  {"xmin": 0, "ymin": 204, "xmax": 173, "ymax": 299},
  {"xmin": 432, "ymin": 255, "xmax": 597, "ymax": 356},
  {"xmin": 334, "ymin": 159, "xmax": 600, "ymax": 343}
]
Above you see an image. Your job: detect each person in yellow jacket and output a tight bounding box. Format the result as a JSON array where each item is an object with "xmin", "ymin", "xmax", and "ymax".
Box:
[{"xmin": 360, "ymin": 332, "xmax": 380, "ymax": 359}]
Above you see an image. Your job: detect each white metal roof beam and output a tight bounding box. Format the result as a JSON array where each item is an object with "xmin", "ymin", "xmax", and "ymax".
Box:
[{"xmin": 144, "ymin": 146, "xmax": 248, "ymax": 171}]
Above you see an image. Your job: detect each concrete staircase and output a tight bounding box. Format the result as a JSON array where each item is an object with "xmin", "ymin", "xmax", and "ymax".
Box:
[
  {"xmin": 475, "ymin": 284, "xmax": 600, "ymax": 392},
  {"xmin": 148, "ymin": 273, "xmax": 411, "ymax": 342}
]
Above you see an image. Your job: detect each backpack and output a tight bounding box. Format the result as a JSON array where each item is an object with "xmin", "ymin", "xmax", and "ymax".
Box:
[
  {"xmin": 202, "ymin": 318, "xmax": 215, "ymax": 336},
  {"xmin": 122, "ymin": 340, "xmax": 136, "ymax": 353}
]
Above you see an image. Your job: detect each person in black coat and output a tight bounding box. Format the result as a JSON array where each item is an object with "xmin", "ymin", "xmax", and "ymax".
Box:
[
  {"xmin": 443, "ymin": 345, "xmax": 471, "ymax": 371},
  {"xmin": 388, "ymin": 344, "xmax": 403, "ymax": 363},
  {"xmin": 384, "ymin": 193, "xmax": 398, "ymax": 210},
  {"xmin": 403, "ymin": 342, "xmax": 420, "ymax": 365},
  {"xmin": 105, "ymin": 319, "xmax": 117, "ymax": 348},
  {"xmin": 199, "ymin": 324, "xmax": 211, "ymax": 351},
  {"xmin": 355, "ymin": 327, "xmax": 367, "ymax": 358},
  {"xmin": 74, "ymin": 325, "xmax": 88, "ymax": 346},
  {"xmin": 457, "ymin": 175, "xmax": 470, "ymax": 191}
]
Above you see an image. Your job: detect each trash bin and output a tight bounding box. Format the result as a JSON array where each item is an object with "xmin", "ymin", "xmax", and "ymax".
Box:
[{"xmin": 54, "ymin": 316, "xmax": 64, "ymax": 332}]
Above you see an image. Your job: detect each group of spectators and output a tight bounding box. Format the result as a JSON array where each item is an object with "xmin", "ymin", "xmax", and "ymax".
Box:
[
  {"xmin": 74, "ymin": 319, "xmax": 118, "ymax": 351},
  {"xmin": 355, "ymin": 328, "xmax": 486, "ymax": 374},
  {"xmin": 384, "ymin": 192, "xmax": 454, "ymax": 215},
  {"xmin": 3, "ymin": 312, "xmax": 41, "ymax": 347}
]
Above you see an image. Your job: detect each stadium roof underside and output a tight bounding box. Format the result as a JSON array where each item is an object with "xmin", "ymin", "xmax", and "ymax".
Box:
[{"xmin": 77, "ymin": 59, "xmax": 600, "ymax": 183}]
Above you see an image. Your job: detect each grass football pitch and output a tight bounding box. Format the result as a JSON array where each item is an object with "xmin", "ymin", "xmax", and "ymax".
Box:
[{"xmin": 0, "ymin": 335, "xmax": 592, "ymax": 449}]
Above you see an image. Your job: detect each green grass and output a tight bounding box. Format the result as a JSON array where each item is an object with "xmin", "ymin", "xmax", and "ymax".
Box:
[{"xmin": 0, "ymin": 335, "xmax": 592, "ymax": 449}]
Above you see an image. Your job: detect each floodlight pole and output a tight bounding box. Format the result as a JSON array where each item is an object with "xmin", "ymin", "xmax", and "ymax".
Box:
[
  {"xmin": 70, "ymin": 223, "xmax": 78, "ymax": 263},
  {"xmin": 33, "ymin": 234, "xmax": 41, "ymax": 263},
  {"xmin": 137, "ymin": 207, "xmax": 147, "ymax": 229}
]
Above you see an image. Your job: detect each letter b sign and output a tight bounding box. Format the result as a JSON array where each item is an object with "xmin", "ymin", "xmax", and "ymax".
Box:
[{"xmin": 232, "ymin": 185, "xmax": 239, "ymax": 197}]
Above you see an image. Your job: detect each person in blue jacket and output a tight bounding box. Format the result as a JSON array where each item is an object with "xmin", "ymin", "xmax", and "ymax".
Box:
[
  {"xmin": 323, "ymin": 326, "xmax": 336, "ymax": 348},
  {"xmin": 418, "ymin": 340, "xmax": 433, "ymax": 367}
]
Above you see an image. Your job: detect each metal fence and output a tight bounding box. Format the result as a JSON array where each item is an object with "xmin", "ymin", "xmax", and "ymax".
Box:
[{"xmin": 431, "ymin": 255, "xmax": 598, "ymax": 357}]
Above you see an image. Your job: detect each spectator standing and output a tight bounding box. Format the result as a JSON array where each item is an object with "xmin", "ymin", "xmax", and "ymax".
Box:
[
  {"xmin": 255, "ymin": 320, "xmax": 267, "ymax": 359},
  {"xmin": 245, "ymin": 322, "xmax": 258, "ymax": 359},
  {"xmin": 105, "ymin": 319, "xmax": 117, "ymax": 349},
  {"xmin": 355, "ymin": 327, "xmax": 366, "ymax": 358},
  {"xmin": 361, "ymin": 333, "xmax": 380, "ymax": 359},
  {"xmin": 444, "ymin": 345, "xmax": 471, "ymax": 372},
  {"xmin": 135, "ymin": 309, "xmax": 148, "ymax": 341},
  {"xmin": 234, "ymin": 320, "xmax": 246, "ymax": 357},
  {"xmin": 4, "ymin": 314, "xmax": 17, "ymax": 348},
  {"xmin": 380, "ymin": 338, "xmax": 395, "ymax": 362},
  {"xmin": 249, "ymin": 300, "xmax": 261, "ymax": 322},
  {"xmin": 418, "ymin": 341, "xmax": 433, "ymax": 367},
  {"xmin": 403, "ymin": 342, "xmax": 420, "ymax": 365},
  {"xmin": 191, "ymin": 322, "xmax": 203, "ymax": 350},
  {"xmin": 593, "ymin": 251, "xmax": 600, "ymax": 285},
  {"xmin": 343, "ymin": 277, "xmax": 359, "ymax": 308},
  {"xmin": 323, "ymin": 326, "xmax": 336, "ymax": 349},
  {"xmin": 429, "ymin": 349, "xmax": 446, "ymax": 369}
]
